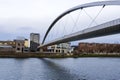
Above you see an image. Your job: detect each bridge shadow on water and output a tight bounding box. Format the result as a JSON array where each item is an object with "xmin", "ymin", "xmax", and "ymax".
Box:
[{"xmin": 39, "ymin": 58, "xmax": 87, "ymax": 80}]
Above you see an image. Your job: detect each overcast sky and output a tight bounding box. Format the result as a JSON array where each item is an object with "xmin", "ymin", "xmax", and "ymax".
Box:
[{"xmin": 0, "ymin": 0, "xmax": 120, "ymax": 44}]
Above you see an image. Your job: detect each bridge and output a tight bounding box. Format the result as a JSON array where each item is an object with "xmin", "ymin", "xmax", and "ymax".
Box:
[{"xmin": 40, "ymin": 0, "xmax": 120, "ymax": 48}]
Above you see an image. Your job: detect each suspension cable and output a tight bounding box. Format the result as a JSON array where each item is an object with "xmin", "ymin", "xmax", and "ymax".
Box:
[
  {"xmin": 83, "ymin": 9, "xmax": 98, "ymax": 25},
  {"xmin": 62, "ymin": 17, "xmax": 68, "ymax": 37},
  {"xmin": 55, "ymin": 21, "xmax": 61, "ymax": 39},
  {"xmin": 71, "ymin": 10, "xmax": 82, "ymax": 33},
  {"xmin": 88, "ymin": 5, "xmax": 105, "ymax": 28}
]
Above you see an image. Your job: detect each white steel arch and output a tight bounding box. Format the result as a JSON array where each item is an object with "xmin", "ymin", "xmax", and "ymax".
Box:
[{"xmin": 42, "ymin": 0, "xmax": 120, "ymax": 44}]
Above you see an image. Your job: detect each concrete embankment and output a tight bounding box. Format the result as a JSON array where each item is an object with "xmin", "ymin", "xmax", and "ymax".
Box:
[
  {"xmin": 0, "ymin": 52, "xmax": 70, "ymax": 58},
  {"xmin": 0, "ymin": 52, "xmax": 120, "ymax": 58}
]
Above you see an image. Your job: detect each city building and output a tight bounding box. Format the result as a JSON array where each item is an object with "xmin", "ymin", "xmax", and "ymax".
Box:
[
  {"xmin": 0, "ymin": 38, "xmax": 29, "ymax": 53},
  {"xmin": 24, "ymin": 39, "xmax": 29, "ymax": 47},
  {"xmin": 47, "ymin": 43, "xmax": 71, "ymax": 53},
  {"xmin": 0, "ymin": 45, "xmax": 15, "ymax": 52},
  {"xmin": 77, "ymin": 42, "xmax": 120, "ymax": 54},
  {"xmin": 30, "ymin": 33, "xmax": 40, "ymax": 52},
  {"xmin": 0, "ymin": 41, "xmax": 16, "ymax": 48},
  {"xmin": 23, "ymin": 39, "xmax": 29, "ymax": 52},
  {"xmin": 71, "ymin": 45, "xmax": 78, "ymax": 53},
  {"xmin": 14, "ymin": 40, "xmax": 25, "ymax": 53},
  {"xmin": 0, "ymin": 41, "xmax": 16, "ymax": 52}
]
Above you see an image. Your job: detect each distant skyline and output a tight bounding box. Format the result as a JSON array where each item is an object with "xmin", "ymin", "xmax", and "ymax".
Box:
[{"xmin": 0, "ymin": 0, "xmax": 120, "ymax": 44}]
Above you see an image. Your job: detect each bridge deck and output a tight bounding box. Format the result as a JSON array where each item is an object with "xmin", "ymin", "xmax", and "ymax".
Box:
[{"xmin": 41, "ymin": 18, "xmax": 120, "ymax": 47}]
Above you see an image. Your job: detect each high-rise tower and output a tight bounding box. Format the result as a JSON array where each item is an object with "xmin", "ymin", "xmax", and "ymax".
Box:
[{"xmin": 30, "ymin": 33, "xmax": 40, "ymax": 52}]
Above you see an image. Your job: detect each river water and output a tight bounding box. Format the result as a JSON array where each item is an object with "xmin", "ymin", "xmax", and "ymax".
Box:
[{"xmin": 0, "ymin": 58, "xmax": 120, "ymax": 80}]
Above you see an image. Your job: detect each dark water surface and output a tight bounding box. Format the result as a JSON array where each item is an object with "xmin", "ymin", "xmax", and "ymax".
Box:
[{"xmin": 0, "ymin": 58, "xmax": 120, "ymax": 80}]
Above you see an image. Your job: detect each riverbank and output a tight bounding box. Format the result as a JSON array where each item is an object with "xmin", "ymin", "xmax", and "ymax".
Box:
[{"xmin": 0, "ymin": 52, "xmax": 120, "ymax": 58}]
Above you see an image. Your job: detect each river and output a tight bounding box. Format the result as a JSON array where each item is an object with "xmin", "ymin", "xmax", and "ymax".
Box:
[{"xmin": 0, "ymin": 58, "xmax": 120, "ymax": 80}]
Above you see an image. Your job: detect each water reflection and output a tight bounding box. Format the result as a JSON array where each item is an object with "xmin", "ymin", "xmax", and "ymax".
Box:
[
  {"xmin": 0, "ymin": 58, "xmax": 120, "ymax": 80},
  {"xmin": 40, "ymin": 58, "xmax": 83, "ymax": 80}
]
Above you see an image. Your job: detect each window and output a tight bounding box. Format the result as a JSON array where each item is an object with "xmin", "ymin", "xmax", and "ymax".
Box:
[
  {"xmin": 13, "ymin": 42, "xmax": 15, "ymax": 44},
  {"xmin": 4, "ymin": 43, "xmax": 7, "ymax": 45},
  {"xmin": 18, "ymin": 43, "xmax": 20, "ymax": 46},
  {"xmin": 62, "ymin": 50, "xmax": 64, "ymax": 53},
  {"xmin": 56, "ymin": 50, "xmax": 58, "ymax": 52},
  {"xmin": 59, "ymin": 50, "xmax": 60, "ymax": 52},
  {"xmin": 10, "ymin": 42, "xmax": 12, "ymax": 44},
  {"xmin": 17, "ymin": 48, "xmax": 20, "ymax": 50}
]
